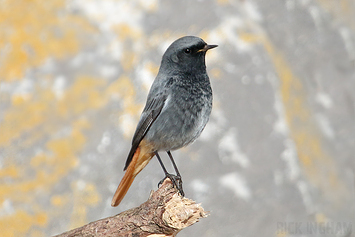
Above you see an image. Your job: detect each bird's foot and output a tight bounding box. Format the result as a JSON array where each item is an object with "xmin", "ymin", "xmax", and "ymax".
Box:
[{"xmin": 158, "ymin": 173, "xmax": 185, "ymax": 197}]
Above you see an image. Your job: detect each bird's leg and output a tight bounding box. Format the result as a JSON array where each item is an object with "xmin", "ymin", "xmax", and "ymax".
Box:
[
  {"xmin": 167, "ymin": 151, "xmax": 184, "ymax": 197},
  {"xmin": 167, "ymin": 151, "xmax": 181, "ymax": 177},
  {"xmin": 155, "ymin": 151, "xmax": 184, "ymax": 196},
  {"xmin": 155, "ymin": 151, "xmax": 169, "ymax": 175}
]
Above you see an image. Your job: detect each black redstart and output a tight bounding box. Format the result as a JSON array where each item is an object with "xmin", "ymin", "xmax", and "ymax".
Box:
[{"xmin": 111, "ymin": 36, "xmax": 217, "ymax": 207}]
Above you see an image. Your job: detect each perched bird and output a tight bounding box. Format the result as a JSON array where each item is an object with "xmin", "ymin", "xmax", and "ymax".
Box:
[{"xmin": 111, "ymin": 36, "xmax": 217, "ymax": 207}]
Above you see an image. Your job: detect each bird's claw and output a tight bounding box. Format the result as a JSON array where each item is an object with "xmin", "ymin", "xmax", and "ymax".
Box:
[{"xmin": 158, "ymin": 174, "xmax": 185, "ymax": 197}]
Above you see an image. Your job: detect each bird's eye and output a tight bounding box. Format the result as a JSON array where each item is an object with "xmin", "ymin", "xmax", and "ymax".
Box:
[{"xmin": 184, "ymin": 48, "xmax": 191, "ymax": 54}]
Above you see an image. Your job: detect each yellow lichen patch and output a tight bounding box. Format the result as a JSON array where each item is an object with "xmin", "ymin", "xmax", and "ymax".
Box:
[
  {"xmin": 0, "ymin": 0, "xmax": 95, "ymax": 82},
  {"xmin": 0, "ymin": 99, "xmax": 46, "ymax": 146},
  {"xmin": 315, "ymin": 212, "xmax": 328, "ymax": 223},
  {"xmin": 0, "ymin": 210, "xmax": 47, "ymax": 237},
  {"xmin": 106, "ymin": 75, "xmax": 142, "ymax": 137},
  {"xmin": 276, "ymin": 230, "xmax": 289, "ymax": 237},
  {"xmin": 198, "ymin": 31, "xmax": 211, "ymax": 42},
  {"xmin": 11, "ymin": 95, "xmax": 28, "ymax": 106},
  {"xmin": 0, "ymin": 166, "xmax": 19, "ymax": 179},
  {"xmin": 114, "ymin": 23, "xmax": 143, "ymax": 41},
  {"xmin": 238, "ymin": 32, "xmax": 260, "ymax": 44},
  {"xmin": 106, "ymin": 75, "xmax": 142, "ymax": 115},
  {"xmin": 30, "ymin": 153, "xmax": 50, "ymax": 168},
  {"xmin": 57, "ymin": 76, "xmax": 108, "ymax": 117},
  {"xmin": 69, "ymin": 181, "xmax": 101, "ymax": 229},
  {"xmin": 121, "ymin": 50, "xmax": 139, "ymax": 71},
  {"xmin": 111, "ymin": 23, "xmax": 144, "ymax": 72},
  {"xmin": 51, "ymin": 195, "xmax": 67, "ymax": 207},
  {"xmin": 210, "ymin": 68, "xmax": 222, "ymax": 79},
  {"xmin": 46, "ymin": 121, "xmax": 87, "ymax": 159},
  {"xmin": 146, "ymin": 61, "xmax": 159, "ymax": 76}
]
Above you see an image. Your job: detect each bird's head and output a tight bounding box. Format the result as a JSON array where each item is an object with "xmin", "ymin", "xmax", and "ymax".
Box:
[{"xmin": 161, "ymin": 36, "xmax": 217, "ymax": 74}]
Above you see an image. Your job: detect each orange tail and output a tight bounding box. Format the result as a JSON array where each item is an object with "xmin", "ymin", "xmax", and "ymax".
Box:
[{"xmin": 111, "ymin": 142, "xmax": 154, "ymax": 207}]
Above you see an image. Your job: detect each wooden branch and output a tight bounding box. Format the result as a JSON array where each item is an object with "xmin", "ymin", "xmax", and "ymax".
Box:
[{"xmin": 54, "ymin": 179, "xmax": 208, "ymax": 237}]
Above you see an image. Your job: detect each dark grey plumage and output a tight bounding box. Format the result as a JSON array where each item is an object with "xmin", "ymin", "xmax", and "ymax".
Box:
[{"xmin": 124, "ymin": 36, "xmax": 216, "ymax": 171}]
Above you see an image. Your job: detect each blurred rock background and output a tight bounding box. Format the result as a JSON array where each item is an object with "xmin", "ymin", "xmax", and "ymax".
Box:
[{"xmin": 0, "ymin": 0, "xmax": 354, "ymax": 236}]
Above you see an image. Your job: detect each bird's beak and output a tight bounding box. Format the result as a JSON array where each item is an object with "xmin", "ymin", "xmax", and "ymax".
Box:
[{"xmin": 198, "ymin": 44, "xmax": 218, "ymax": 52}]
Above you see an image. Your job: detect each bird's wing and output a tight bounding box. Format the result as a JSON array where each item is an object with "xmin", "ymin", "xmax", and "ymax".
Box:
[{"xmin": 123, "ymin": 92, "xmax": 168, "ymax": 170}]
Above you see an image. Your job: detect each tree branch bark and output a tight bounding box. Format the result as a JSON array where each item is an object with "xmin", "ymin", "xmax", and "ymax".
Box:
[{"xmin": 54, "ymin": 179, "xmax": 208, "ymax": 237}]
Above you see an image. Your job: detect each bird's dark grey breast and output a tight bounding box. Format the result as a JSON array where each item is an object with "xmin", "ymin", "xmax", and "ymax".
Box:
[{"xmin": 145, "ymin": 73, "xmax": 212, "ymax": 151}]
